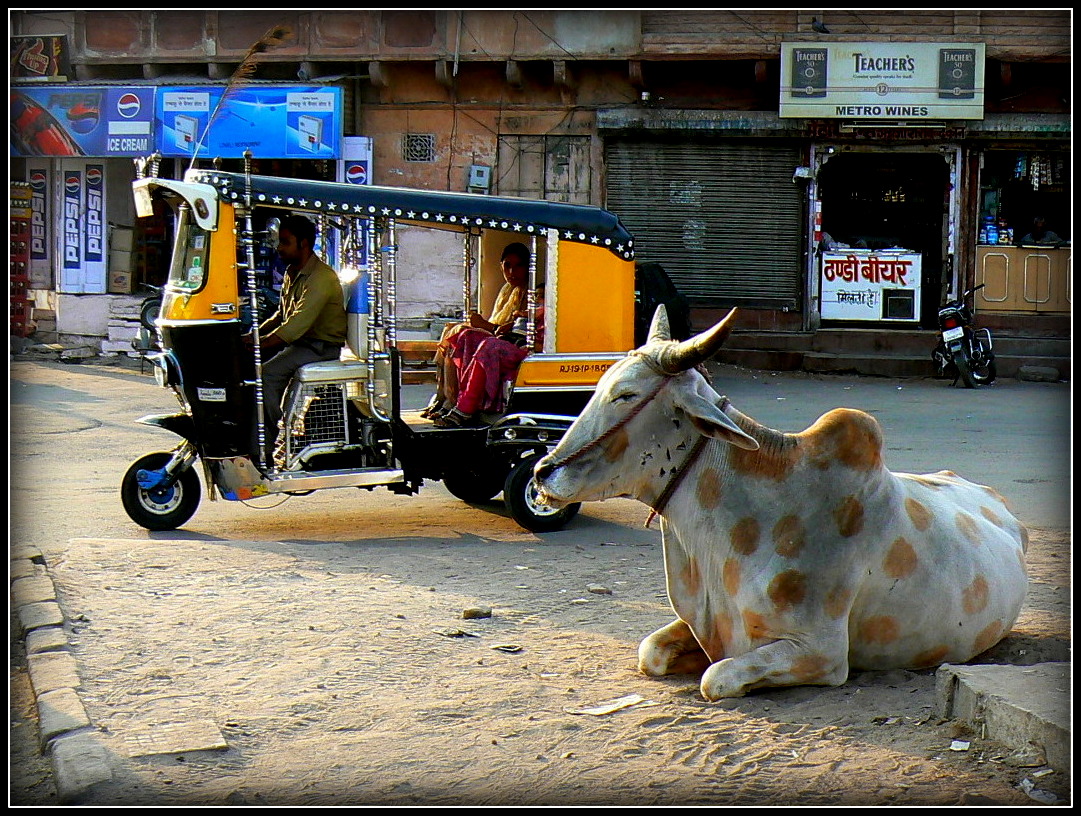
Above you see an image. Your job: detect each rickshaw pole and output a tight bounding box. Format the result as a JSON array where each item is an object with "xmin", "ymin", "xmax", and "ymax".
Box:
[
  {"xmin": 526, "ymin": 234, "xmax": 538, "ymax": 351},
  {"xmin": 364, "ymin": 218, "xmax": 385, "ymax": 420},
  {"xmin": 240, "ymin": 150, "xmax": 270, "ymax": 472},
  {"xmin": 463, "ymin": 230, "xmax": 476, "ymax": 317},
  {"xmin": 384, "ymin": 218, "xmax": 398, "ymax": 348}
]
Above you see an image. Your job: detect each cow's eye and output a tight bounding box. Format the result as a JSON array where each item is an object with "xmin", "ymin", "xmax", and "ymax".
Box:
[{"xmin": 611, "ymin": 392, "xmax": 637, "ymax": 404}]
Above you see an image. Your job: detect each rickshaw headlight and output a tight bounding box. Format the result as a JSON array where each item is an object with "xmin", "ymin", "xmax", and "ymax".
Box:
[{"xmin": 503, "ymin": 428, "xmax": 518, "ymax": 441}]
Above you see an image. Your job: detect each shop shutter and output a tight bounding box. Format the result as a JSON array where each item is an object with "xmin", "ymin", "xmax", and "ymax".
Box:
[{"xmin": 605, "ymin": 140, "xmax": 803, "ymax": 308}]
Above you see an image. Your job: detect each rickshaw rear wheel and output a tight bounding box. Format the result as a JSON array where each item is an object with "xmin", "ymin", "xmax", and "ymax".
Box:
[
  {"xmin": 504, "ymin": 452, "xmax": 580, "ymax": 533},
  {"xmin": 121, "ymin": 451, "xmax": 201, "ymax": 531},
  {"xmin": 442, "ymin": 460, "xmax": 511, "ymax": 504}
]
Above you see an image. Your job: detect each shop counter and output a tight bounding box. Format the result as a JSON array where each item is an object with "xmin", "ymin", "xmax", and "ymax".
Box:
[{"xmin": 976, "ymin": 245, "xmax": 1071, "ymax": 313}]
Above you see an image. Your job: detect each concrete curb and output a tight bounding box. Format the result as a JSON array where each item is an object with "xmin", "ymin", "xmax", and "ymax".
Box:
[
  {"xmin": 936, "ymin": 662, "xmax": 1072, "ymax": 774},
  {"xmin": 11, "ymin": 544, "xmax": 114, "ymax": 804}
]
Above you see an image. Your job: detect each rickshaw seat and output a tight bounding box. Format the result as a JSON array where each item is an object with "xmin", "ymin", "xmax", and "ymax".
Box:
[{"xmin": 295, "ymin": 358, "xmax": 369, "ymax": 384}]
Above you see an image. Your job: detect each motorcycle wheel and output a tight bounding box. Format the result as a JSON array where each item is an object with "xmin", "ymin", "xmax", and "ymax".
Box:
[
  {"xmin": 121, "ymin": 451, "xmax": 201, "ymax": 531},
  {"xmin": 969, "ymin": 342, "xmax": 997, "ymax": 386},
  {"xmin": 443, "ymin": 459, "xmax": 511, "ymax": 504},
  {"xmin": 504, "ymin": 452, "xmax": 580, "ymax": 533},
  {"xmin": 953, "ymin": 350, "xmax": 977, "ymax": 388},
  {"xmin": 139, "ymin": 297, "xmax": 162, "ymax": 331}
]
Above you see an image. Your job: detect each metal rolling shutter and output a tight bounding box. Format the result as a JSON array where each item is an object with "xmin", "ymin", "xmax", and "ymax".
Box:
[{"xmin": 605, "ymin": 140, "xmax": 803, "ymax": 308}]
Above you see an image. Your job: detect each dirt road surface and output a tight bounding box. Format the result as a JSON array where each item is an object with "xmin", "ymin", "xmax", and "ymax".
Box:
[{"xmin": 9, "ymin": 358, "xmax": 1071, "ymax": 805}]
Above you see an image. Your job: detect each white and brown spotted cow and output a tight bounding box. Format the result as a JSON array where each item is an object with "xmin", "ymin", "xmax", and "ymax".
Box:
[{"xmin": 535, "ymin": 306, "xmax": 1028, "ymax": 700}]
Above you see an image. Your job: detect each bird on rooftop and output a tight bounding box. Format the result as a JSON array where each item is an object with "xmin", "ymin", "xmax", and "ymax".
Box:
[{"xmin": 811, "ymin": 17, "xmax": 830, "ymax": 34}]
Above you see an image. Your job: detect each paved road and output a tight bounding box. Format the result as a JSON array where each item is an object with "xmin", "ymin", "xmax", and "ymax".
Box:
[
  {"xmin": 10, "ymin": 359, "xmax": 1070, "ymax": 547},
  {"xmin": 9, "ymin": 357, "xmax": 1072, "ymax": 804}
]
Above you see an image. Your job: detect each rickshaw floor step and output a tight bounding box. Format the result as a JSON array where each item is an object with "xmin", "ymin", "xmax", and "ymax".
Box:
[{"xmin": 265, "ymin": 467, "xmax": 405, "ymax": 493}]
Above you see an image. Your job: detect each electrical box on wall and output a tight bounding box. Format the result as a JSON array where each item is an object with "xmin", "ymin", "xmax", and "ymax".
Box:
[{"xmin": 468, "ymin": 164, "xmax": 491, "ymax": 194}]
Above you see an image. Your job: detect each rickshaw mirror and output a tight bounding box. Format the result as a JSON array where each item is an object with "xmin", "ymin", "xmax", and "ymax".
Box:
[{"xmin": 265, "ymin": 217, "xmax": 281, "ymax": 249}]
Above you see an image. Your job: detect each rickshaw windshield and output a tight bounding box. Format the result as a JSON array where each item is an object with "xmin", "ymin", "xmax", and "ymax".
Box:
[{"xmin": 167, "ymin": 204, "xmax": 211, "ymax": 293}]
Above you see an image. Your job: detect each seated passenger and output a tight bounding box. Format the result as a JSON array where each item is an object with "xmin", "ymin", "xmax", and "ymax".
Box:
[
  {"xmin": 422, "ymin": 241, "xmax": 532, "ymax": 419},
  {"xmin": 432, "ymin": 330, "xmax": 528, "ymax": 427}
]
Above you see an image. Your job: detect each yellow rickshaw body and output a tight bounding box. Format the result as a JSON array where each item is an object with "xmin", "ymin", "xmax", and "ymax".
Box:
[
  {"xmin": 160, "ymin": 201, "xmax": 240, "ymax": 324},
  {"xmin": 548, "ymin": 240, "xmax": 635, "ymax": 354}
]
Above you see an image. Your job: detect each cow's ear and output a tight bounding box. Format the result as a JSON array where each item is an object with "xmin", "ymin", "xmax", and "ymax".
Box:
[{"xmin": 677, "ymin": 393, "xmax": 760, "ymax": 451}]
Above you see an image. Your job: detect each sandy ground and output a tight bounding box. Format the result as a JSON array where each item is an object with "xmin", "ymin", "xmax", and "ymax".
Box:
[
  {"xmin": 24, "ymin": 521, "xmax": 1069, "ymax": 806},
  {"xmin": 8, "ymin": 358, "xmax": 1071, "ymax": 805}
]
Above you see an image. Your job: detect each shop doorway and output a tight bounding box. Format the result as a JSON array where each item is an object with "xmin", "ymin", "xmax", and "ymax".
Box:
[{"xmin": 817, "ymin": 151, "xmax": 951, "ymax": 328}]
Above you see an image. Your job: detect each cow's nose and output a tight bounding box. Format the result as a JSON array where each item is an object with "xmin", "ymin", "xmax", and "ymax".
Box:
[{"xmin": 534, "ymin": 456, "xmax": 555, "ymax": 483}]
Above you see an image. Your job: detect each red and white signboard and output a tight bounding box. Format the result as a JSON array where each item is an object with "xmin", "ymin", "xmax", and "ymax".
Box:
[{"xmin": 820, "ymin": 250, "xmax": 922, "ymax": 322}]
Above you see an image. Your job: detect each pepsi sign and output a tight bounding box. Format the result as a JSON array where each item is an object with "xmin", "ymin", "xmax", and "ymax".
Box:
[
  {"xmin": 117, "ymin": 92, "xmax": 141, "ymax": 118},
  {"xmin": 63, "ymin": 170, "xmax": 82, "ymax": 269},
  {"xmin": 345, "ymin": 163, "xmax": 368, "ymax": 185},
  {"xmin": 57, "ymin": 161, "xmax": 107, "ymax": 293},
  {"xmin": 84, "ymin": 163, "xmax": 105, "ymax": 263},
  {"xmin": 10, "ymin": 86, "xmax": 155, "ymax": 157},
  {"xmin": 28, "ymin": 167, "xmax": 49, "ymax": 263}
]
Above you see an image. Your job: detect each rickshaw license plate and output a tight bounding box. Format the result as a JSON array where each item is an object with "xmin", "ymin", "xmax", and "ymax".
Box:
[
  {"xmin": 197, "ymin": 387, "xmax": 227, "ymax": 402},
  {"xmin": 942, "ymin": 327, "xmax": 964, "ymax": 342}
]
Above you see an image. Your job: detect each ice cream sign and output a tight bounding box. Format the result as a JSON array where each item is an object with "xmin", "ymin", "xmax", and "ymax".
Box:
[
  {"xmin": 780, "ymin": 42, "xmax": 985, "ymax": 119},
  {"xmin": 10, "ymin": 86, "xmax": 156, "ymax": 156}
]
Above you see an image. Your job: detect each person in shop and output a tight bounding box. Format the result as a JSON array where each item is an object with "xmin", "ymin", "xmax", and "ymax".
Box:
[
  {"xmin": 1019, "ymin": 216, "xmax": 1064, "ymax": 247},
  {"xmin": 818, "ymin": 231, "xmax": 869, "ymax": 252},
  {"xmin": 421, "ymin": 242, "xmax": 537, "ymax": 423},
  {"xmin": 243, "ymin": 215, "xmax": 348, "ymax": 467}
]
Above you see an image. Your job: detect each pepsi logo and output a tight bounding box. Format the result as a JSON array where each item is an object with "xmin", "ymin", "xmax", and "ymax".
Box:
[
  {"xmin": 29, "ymin": 171, "xmax": 47, "ymax": 191},
  {"xmin": 346, "ymin": 164, "xmax": 367, "ymax": 185},
  {"xmin": 65, "ymin": 175, "xmax": 81, "ymax": 195},
  {"xmin": 86, "ymin": 167, "xmax": 103, "ymax": 187},
  {"xmin": 117, "ymin": 92, "xmax": 141, "ymax": 118}
]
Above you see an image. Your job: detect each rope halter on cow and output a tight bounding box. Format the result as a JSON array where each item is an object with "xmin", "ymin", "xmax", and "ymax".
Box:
[{"xmin": 537, "ymin": 305, "xmax": 740, "ymax": 526}]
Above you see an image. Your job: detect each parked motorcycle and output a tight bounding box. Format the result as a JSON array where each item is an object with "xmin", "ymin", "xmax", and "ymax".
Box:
[
  {"xmin": 932, "ymin": 283, "xmax": 996, "ymax": 388},
  {"xmin": 131, "ymin": 283, "xmax": 164, "ymax": 354}
]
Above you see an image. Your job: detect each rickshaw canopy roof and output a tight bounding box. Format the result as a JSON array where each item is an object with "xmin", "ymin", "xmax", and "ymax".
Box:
[{"xmin": 187, "ymin": 170, "xmax": 636, "ymax": 260}]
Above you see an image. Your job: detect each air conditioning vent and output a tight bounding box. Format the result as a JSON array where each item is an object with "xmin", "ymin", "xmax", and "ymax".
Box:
[{"xmin": 402, "ymin": 133, "xmax": 436, "ymax": 163}]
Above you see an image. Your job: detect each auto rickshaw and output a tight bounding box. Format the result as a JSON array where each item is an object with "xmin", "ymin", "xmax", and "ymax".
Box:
[{"xmin": 121, "ymin": 154, "xmax": 680, "ymax": 533}]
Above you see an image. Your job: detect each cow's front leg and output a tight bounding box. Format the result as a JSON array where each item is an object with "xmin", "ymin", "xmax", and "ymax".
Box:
[
  {"xmin": 700, "ymin": 640, "xmax": 849, "ymax": 700},
  {"xmin": 639, "ymin": 619, "xmax": 712, "ymax": 677}
]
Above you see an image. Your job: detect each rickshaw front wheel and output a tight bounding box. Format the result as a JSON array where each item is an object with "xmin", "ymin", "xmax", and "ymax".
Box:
[
  {"xmin": 121, "ymin": 451, "xmax": 201, "ymax": 531},
  {"xmin": 504, "ymin": 452, "xmax": 580, "ymax": 533}
]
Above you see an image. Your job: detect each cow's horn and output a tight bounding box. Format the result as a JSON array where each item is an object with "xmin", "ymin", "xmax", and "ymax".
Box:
[
  {"xmin": 647, "ymin": 304, "xmax": 672, "ymax": 344},
  {"xmin": 657, "ymin": 308, "xmax": 738, "ymax": 373}
]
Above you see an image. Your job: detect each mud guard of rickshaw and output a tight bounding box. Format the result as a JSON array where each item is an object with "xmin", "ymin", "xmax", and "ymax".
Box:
[
  {"xmin": 135, "ymin": 412, "xmax": 199, "ymax": 445},
  {"xmin": 486, "ymin": 413, "xmax": 577, "ymax": 450}
]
